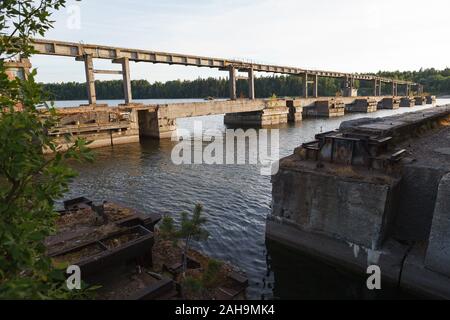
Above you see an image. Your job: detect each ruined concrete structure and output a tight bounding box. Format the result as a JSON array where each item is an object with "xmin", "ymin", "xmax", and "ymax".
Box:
[
  {"xmin": 29, "ymin": 38, "xmax": 422, "ymax": 105},
  {"xmin": 268, "ymin": 105, "xmax": 450, "ymax": 299}
]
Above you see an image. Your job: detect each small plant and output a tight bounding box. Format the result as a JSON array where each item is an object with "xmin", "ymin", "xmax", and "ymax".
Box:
[
  {"xmin": 202, "ymin": 259, "xmax": 223, "ymax": 288},
  {"xmin": 159, "ymin": 204, "xmax": 209, "ymax": 276},
  {"xmin": 182, "ymin": 276, "xmax": 203, "ymax": 297}
]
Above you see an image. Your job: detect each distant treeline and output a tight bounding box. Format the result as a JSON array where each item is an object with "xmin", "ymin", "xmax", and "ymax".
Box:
[{"xmin": 41, "ymin": 68, "xmax": 450, "ymax": 100}]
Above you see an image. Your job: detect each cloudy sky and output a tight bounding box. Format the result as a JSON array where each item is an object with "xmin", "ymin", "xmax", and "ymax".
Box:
[{"xmin": 32, "ymin": 0, "xmax": 450, "ymax": 83}]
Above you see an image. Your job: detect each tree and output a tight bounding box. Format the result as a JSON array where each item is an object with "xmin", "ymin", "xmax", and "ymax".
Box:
[
  {"xmin": 159, "ymin": 204, "xmax": 209, "ymax": 276},
  {"xmin": 0, "ymin": 0, "xmax": 93, "ymax": 299}
]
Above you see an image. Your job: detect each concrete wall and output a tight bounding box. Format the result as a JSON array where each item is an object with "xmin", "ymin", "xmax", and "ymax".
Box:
[
  {"xmin": 271, "ymin": 161, "xmax": 400, "ymax": 249},
  {"xmin": 425, "ymin": 173, "xmax": 450, "ymax": 277}
]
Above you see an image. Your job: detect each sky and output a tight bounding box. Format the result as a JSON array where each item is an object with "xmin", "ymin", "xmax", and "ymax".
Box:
[{"xmin": 30, "ymin": 0, "xmax": 450, "ymax": 84}]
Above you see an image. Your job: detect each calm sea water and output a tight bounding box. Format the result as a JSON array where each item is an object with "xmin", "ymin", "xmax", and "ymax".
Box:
[{"xmin": 60, "ymin": 98, "xmax": 450, "ymax": 299}]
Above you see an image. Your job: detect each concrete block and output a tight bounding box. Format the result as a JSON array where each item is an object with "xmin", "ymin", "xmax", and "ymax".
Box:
[
  {"xmin": 271, "ymin": 163, "xmax": 400, "ymax": 249},
  {"xmin": 425, "ymin": 173, "xmax": 450, "ymax": 277},
  {"xmin": 400, "ymin": 97, "xmax": 415, "ymax": 108}
]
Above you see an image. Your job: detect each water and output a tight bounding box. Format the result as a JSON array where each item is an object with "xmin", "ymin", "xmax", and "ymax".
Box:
[{"xmin": 61, "ymin": 98, "xmax": 450, "ymax": 299}]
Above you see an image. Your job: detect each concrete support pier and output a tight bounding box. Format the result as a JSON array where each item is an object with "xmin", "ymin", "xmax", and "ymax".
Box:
[
  {"xmin": 379, "ymin": 97, "xmax": 400, "ymax": 109},
  {"xmin": 77, "ymin": 54, "xmax": 97, "ymax": 105},
  {"xmin": 224, "ymin": 100, "xmax": 289, "ymax": 126},
  {"xmin": 345, "ymin": 98, "xmax": 378, "ymax": 113},
  {"xmin": 400, "ymin": 97, "xmax": 415, "ymax": 108},
  {"xmin": 303, "ymin": 99, "xmax": 345, "ymax": 118},
  {"xmin": 415, "ymin": 96, "xmax": 426, "ymax": 105},
  {"xmin": 113, "ymin": 57, "xmax": 132, "ymax": 104},
  {"xmin": 426, "ymin": 95, "xmax": 436, "ymax": 105},
  {"xmin": 286, "ymin": 100, "xmax": 303, "ymax": 122}
]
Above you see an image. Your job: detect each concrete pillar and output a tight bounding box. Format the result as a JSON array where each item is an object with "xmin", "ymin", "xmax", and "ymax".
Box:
[
  {"xmin": 248, "ymin": 68, "xmax": 255, "ymax": 100},
  {"xmin": 81, "ymin": 54, "xmax": 96, "ymax": 105},
  {"xmin": 378, "ymin": 80, "xmax": 382, "ymax": 96},
  {"xmin": 115, "ymin": 57, "xmax": 132, "ymax": 104},
  {"xmin": 373, "ymin": 79, "xmax": 378, "ymax": 96},
  {"xmin": 392, "ymin": 82, "xmax": 398, "ymax": 96},
  {"xmin": 303, "ymin": 73, "xmax": 308, "ymax": 98},
  {"xmin": 406, "ymin": 84, "xmax": 410, "ymax": 96},
  {"xmin": 419, "ymin": 85, "xmax": 424, "ymax": 95},
  {"xmin": 312, "ymin": 74, "xmax": 318, "ymax": 98},
  {"xmin": 229, "ymin": 66, "xmax": 237, "ymax": 100},
  {"xmin": 343, "ymin": 76, "xmax": 354, "ymax": 97}
]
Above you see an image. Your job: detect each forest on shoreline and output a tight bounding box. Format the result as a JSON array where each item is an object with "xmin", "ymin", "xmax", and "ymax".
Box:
[{"xmin": 42, "ymin": 68, "xmax": 450, "ymax": 100}]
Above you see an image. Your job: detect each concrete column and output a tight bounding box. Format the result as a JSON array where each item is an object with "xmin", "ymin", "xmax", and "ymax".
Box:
[
  {"xmin": 343, "ymin": 76, "xmax": 353, "ymax": 97},
  {"xmin": 116, "ymin": 57, "xmax": 132, "ymax": 104},
  {"xmin": 392, "ymin": 82, "xmax": 397, "ymax": 96},
  {"xmin": 228, "ymin": 66, "xmax": 237, "ymax": 100},
  {"xmin": 248, "ymin": 68, "xmax": 255, "ymax": 100},
  {"xmin": 81, "ymin": 54, "xmax": 96, "ymax": 105},
  {"xmin": 378, "ymin": 80, "xmax": 382, "ymax": 96},
  {"xmin": 406, "ymin": 84, "xmax": 410, "ymax": 96},
  {"xmin": 419, "ymin": 85, "xmax": 424, "ymax": 95},
  {"xmin": 303, "ymin": 73, "xmax": 308, "ymax": 98},
  {"xmin": 312, "ymin": 74, "xmax": 318, "ymax": 98},
  {"xmin": 373, "ymin": 79, "xmax": 378, "ymax": 96}
]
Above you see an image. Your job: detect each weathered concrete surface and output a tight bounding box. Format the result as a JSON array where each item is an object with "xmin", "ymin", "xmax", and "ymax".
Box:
[
  {"xmin": 402, "ymin": 244, "xmax": 450, "ymax": 299},
  {"xmin": 271, "ymin": 159, "xmax": 400, "ymax": 249},
  {"xmin": 379, "ymin": 97, "xmax": 400, "ymax": 110},
  {"xmin": 266, "ymin": 219, "xmax": 408, "ymax": 286},
  {"xmin": 339, "ymin": 105, "xmax": 450, "ymax": 142},
  {"xmin": 303, "ymin": 99, "xmax": 345, "ymax": 118},
  {"xmin": 426, "ymin": 95, "xmax": 436, "ymax": 105},
  {"xmin": 425, "ymin": 173, "xmax": 450, "ymax": 277},
  {"xmin": 45, "ymin": 106, "xmax": 140, "ymax": 153},
  {"xmin": 268, "ymin": 104, "xmax": 450, "ymax": 299},
  {"xmin": 345, "ymin": 98, "xmax": 378, "ymax": 113},
  {"xmin": 415, "ymin": 96, "xmax": 426, "ymax": 105},
  {"xmin": 286, "ymin": 100, "xmax": 303, "ymax": 122},
  {"xmin": 400, "ymin": 97, "xmax": 415, "ymax": 108},
  {"xmin": 224, "ymin": 100, "xmax": 289, "ymax": 126}
]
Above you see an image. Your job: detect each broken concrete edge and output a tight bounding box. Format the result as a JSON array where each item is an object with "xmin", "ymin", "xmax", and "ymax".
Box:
[
  {"xmin": 339, "ymin": 104, "xmax": 450, "ymax": 134},
  {"xmin": 265, "ymin": 218, "xmax": 405, "ymax": 287}
]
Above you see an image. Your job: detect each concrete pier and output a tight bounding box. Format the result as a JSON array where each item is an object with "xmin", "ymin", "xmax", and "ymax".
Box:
[
  {"xmin": 224, "ymin": 100, "xmax": 289, "ymax": 126},
  {"xmin": 303, "ymin": 99, "xmax": 345, "ymax": 118},
  {"xmin": 400, "ymin": 97, "xmax": 415, "ymax": 108},
  {"xmin": 426, "ymin": 95, "xmax": 436, "ymax": 105},
  {"xmin": 345, "ymin": 98, "xmax": 378, "ymax": 113},
  {"xmin": 379, "ymin": 97, "xmax": 401, "ymax": 109},
  {"xmin": 267, "ymin": 105, "xmax": 450, "ymax": 299},
  {"xmin": 48, "ymin": 95, "xmax": 435, "ymax": 143},
  {"xmin": 44, "ymin": 106, "xmax": 140, "ymax": 153},
  {"xmin": 286, "ymin": 100, "xmax": 303, "ymax": 122},
  {"xmin": 415, "ymin": 96, "xmax": 426, "ymax": 105}
]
